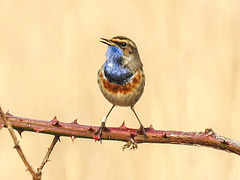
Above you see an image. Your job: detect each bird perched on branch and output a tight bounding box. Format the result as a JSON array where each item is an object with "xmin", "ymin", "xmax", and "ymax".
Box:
[{"xmin": 95, "ymin": 36, "xmax": 146, "ymax": 141}]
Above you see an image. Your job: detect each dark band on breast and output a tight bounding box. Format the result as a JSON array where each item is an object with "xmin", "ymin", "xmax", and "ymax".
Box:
[
  {"xmin": 100, "ymin": 71, "xmax": 141, "ymax": 94},
  {"xmin": 104, "ymin": 69, "xmax": 133, "ymax": 85}
]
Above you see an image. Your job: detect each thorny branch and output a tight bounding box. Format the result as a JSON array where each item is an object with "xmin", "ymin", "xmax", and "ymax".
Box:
[
  {"xmin": 0, "ymin": 107, "xmax": 38, "ymax": 179},
  {"xmin": 0, "ymin": 108, "xmax": 59, "ymax": 180},
  {"xmin": 0, "ymin": 111, "xmax": 240, "ymax": 156},
  {"xmin": 37, "ymin": 136, "xmax": 60, "ymax": 176}
]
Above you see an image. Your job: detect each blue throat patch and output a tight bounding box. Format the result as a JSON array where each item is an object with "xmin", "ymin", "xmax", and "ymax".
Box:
[{"xmin": 103, "ymin": 46, "xmax": 133, "ymax": 85}]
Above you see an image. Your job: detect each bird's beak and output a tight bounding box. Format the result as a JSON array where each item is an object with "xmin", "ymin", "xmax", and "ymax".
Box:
[{"xmin": 100, "ymin": 38, "xmax": 117, "ymax": 46}]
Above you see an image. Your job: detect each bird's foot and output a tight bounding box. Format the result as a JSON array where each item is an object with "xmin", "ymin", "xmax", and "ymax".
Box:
[
  {"xmin": 93, "ymin": 122, "xmax": 105, "ymax": 143},
  {"xmin": 93, "ymin": 121, "xmax": 110, "ymax": 143},
  {"xmin": 136, "ymin": 125, "xmax": 147, "ymax": 138}
]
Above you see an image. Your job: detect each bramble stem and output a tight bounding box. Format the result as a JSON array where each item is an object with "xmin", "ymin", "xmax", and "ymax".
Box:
[
  {"xmin": 0, "ymin": 112, "xmax": 240, "ymax": 155},
  {"xmin": 0, "ymin": 107, "xmax": 39, "ymax": 180}
]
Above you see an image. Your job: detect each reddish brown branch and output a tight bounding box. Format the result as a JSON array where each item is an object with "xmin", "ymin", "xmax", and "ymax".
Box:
[
  {"xmin": 0, "ymin": 113, "xmax": 240, "ymax": 155},
  {"xmin": 0, "ymin": 108, "xmax": 39, "ymax": 180},
  {"xmin": 0, "ymin": 109, "xmax": 60, "ymax": 180},
  {"xmin": 37, "ymin": 136, "xmax": 59, "ymax": 176}
]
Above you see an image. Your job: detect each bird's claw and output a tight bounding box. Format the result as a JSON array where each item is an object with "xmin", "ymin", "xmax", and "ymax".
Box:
[
  {"xmin": 94, "ymin": 125, "xmax": 104, "ymax": 143},
  {"xmin": 136, "ymin": 125, "xmax": 147, "ymax": 138},
  {"xmin": 94, "ymin": 121, "xmax": 110, "ymax": 143}
]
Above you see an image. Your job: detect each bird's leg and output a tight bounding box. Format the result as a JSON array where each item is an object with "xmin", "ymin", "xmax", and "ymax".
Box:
[
  {"xmin": 95, "ymin": 105, "xmax": 115, "ymax": 141},
  {"xmin": 131, "ymin": 107, "xmax": 146, "ymax": 138}
]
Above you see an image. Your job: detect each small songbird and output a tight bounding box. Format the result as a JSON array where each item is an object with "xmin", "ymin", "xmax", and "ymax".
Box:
[{"xmin": 95, "ymin": 36, "xmax": 146, "ymax": 140}]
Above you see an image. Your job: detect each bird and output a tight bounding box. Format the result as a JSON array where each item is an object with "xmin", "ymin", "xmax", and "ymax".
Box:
[{"xmin": 95, "ymin": 36, "xmax": 146, "ymax": 140}]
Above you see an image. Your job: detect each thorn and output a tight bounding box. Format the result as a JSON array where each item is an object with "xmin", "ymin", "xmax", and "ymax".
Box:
[
  {"xmin": 119, "ymin": 121, "xmax": 128, "ymax": 129},
  {"xmin": 88, "ymin": 126, "xmax": 94, "ymax": 132},
  {"xmin": 26, "ymin": 123, "xmax": 31, "ymax": 128},
  {"xmin": 148, "ymin": 125, "xmax": 155, "ymax": 130},
  {"xmin": 6, "ymin": 110, "xmax": 11, "ymax": 115},
  {"xmin": 146, "ymin": 125, "xmax": 155, "ymax": 133},
  {"xmin": 50, "ymin": 116, "xmax": 61, "ymax": 126},
  {"xmin": 33, "ymin": 127, "xmax": 45, "ymax": 133},
  {"xmin": 71, "ymin": 119, "xmax": 78, "ymax": 124},
  {"xmin": 71, "ymin": 136, "xmax": 76, "ymax": 142},
  {"xmin": 17, "ymin": 130, "xmax": 24, "ymax": 137}
]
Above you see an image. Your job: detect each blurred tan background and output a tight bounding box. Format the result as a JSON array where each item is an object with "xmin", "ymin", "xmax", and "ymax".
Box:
[{"xmin": 0, "ymin": 0, "xmax": 240, "ymax": 179}]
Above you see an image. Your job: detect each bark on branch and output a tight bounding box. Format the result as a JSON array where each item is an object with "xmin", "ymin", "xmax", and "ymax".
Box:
[{"xmin": 0, "ymin": 112, "xmax": 240, "ymax": 155}]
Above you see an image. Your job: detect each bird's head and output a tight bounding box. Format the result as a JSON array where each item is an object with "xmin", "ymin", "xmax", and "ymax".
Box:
[{"xmin": 100, "ymin": 36, "xmax": 140, "ymax": 62}]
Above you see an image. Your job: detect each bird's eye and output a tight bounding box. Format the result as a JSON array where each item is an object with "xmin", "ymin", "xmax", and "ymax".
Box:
[{"xmin": 121, "ymin": 42, "xmax": 127, "ymax": 47}]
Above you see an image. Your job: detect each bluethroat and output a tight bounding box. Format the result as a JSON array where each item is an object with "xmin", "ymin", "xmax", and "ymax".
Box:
[{"xmin": 95, "ymin": 36, "xmax": 146, "ymax": 140}]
